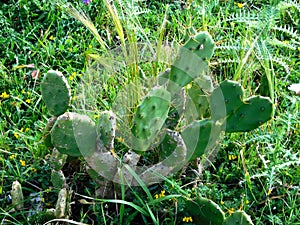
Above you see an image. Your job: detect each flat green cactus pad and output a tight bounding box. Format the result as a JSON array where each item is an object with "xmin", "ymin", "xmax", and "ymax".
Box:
[
  {"xmin": 43, "ymin": 116, "xmax": 57, "ymax": 149},
  {"xmin": 167, "ymin": 32, "xmax": 214, "ymax": 93},
  {"xmin": 51, "ymin": 170, "xmax": 66, "ymax": 189},
  {"xmin": 41, "ymin": 70, "xmax": 71, "ymax": 116},
  {"xmin": 97, "ymin": 110, "xmax": 116, "ymax": 150},
  {"xmin": 181, "ymin": 119, "xmax": 213, "ymax": 161},
  {"xmin": 131, "ymin": 87, "xmax": 171, "ymax": 151},
  {"xmin": 186, "ymin": 197, "xmax": 225, "ymax": 225},
  {"xmin": 51, "ymin": 112, "xmax": 97, "ymax": 157},
  {"xmin": 210, "ymin": 80, "xmax": 273, "ymax": 132},
  {"xmin": 185, "ymin": 82, "xmax": 210, "ymax": 123},
  {"xmin": 223, "ymin": 210, "xmax": 254, "ymax": 225}
]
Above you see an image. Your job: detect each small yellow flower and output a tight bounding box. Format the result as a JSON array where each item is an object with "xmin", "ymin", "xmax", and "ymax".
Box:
[
  {"xmin": 9, "ymin": 154, "xmax": 17, "ymax": 160},
  {"xmin": 25, "ymin": 128, "xmax": 30, "ymax": 132},
  {"xmin": 298, "ymin": 46, "xmax": 300, "ymax": 51},
  {"xmin": 228, "ymin": 208, "xmax": 235, "ymax": 215},
  {"xmin": 45, "ymin": 187, "xmax": 52, "ymax": 193},
  {"xmin": 21, "ymin": 90, "xmax": 26, "ymax": 94},
  {"xmin": 0, "ymin": 92, "xmax": 10, "ymax": 99},
  {"xmin": 237, "ymin": 3, "xmax": 244, "ymax": 8},
  {"xmin": 94, "ymin": 114, "xmax": 100, "ymax": 119},
  {"xmin": 25, "ymin": 99, "xmax": 31, "ymax": 104},
  {"xmin": 154, "ymin": 190, "xmax": 166, "ymax": 199},
  {"xmin": 30, "ymin": 167, "xmax": 37, "ymax": 172},
  {"xmin": 267, "ymin": 189, "xmax": 272, "ymax": 195},
  {"xmin": 186, "ymin": 83, "xmax": 192, "ymax": 89},
  {"xmin": 221, "ymin": 201, "xmax": 225, "ymax": 205},
  {"xmin": 20, "ymin": 127, "xmax": 24, "ymax": 132},
  {"xmin": 228, "ymin": 155, "xmax": 237, "ymax": 160},
  {"xmin": 245, "ymin": 200, "xmax": 249, "ymax": 204},
  {"xmin": 20, "ymin": 160, "xmax": 26, "ymax": 166},
  {"xmin": 89, "ymin": 44, "xmax": 93, "ymax": 48},
  {"xmin": 182, "ymin": 216, "xmax": 193, "ymax": 222},
  {"xmin": 14, "ymin": 133, "xmax": 19, "ymax": 139},
  {"xmin": 49, "ymin": 35, "xmax": 54, "ymax": 41}
]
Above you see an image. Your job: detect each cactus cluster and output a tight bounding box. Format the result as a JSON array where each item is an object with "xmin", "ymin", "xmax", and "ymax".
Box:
[{"xmin": 41, "ymin": 31, "xmax": 273, "ymax": 196}]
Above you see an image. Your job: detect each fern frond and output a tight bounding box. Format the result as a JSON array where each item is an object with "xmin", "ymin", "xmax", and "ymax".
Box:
[{"xmin": 273, "ymin": 25, "xmax": 300, "ymax": 41}]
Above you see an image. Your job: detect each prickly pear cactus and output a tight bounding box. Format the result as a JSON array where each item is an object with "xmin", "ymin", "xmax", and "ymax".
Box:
[
  {"xmin": 43, "ymin": 116, "xmax": 57, "ymax": 149},
  {"xmin": 51, "ymin": 112, "xmax": 97, "ymax": 157},
  {"xmin": 223, "ymin": 210, "xmax": 254, "ymax": 225},
  {"xmin": 55, "ymin": 188, "xmax": 71, "ymax": 219},
  {"xmin": 167, "ymin": 31, "xmax": 214, "ymax": 94},
  {"xmin": 11, "ymin": 180, "xmax": 24, "ymax": 210},
  {"xmin": 131, "ymin": 86, "xmax": 171, "ymax": 151},
  {"xmin": 181, "ymin": 119, "xmax": 213, "ymax": 161},
  {"xmin": 186, "ymin": 197, "xmax": 225, "ymax": 225},
  {"xmin": 41, "ymin": 70, "xmax": 71, "ymax": 116},
  {"xmin": 97, "ymin": 110, "xmax": 117, "ymax": 151},
  {"xmin": 49, "ymin": 148, "xmax": 68, "ymax": 171},
  {"xmin": 210, "ymin": 80, "xmax": 273, "ymax": 132},
  {"xmin": 51, "ymin": 170, "xmax": 66, "ymax": 189}
]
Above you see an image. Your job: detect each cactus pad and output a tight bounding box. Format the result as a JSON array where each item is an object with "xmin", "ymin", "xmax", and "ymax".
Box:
[
  {"xmin": 41, "ymin": 70, "xmax": 71, "ymax": 116},
  {"xmin": 55, "ymin": 188, "xmax": 71, "ymax": 219},
  {"xmin": 97, "ymin": 110, "xmax": 116, "ymax": 151},
  {"xmin": 43, "ymin": 116, "xmax": 57, "ymax": 149},
  {"xmin": 210, "ymin": 80, "xmax": 273, "ymax": 132},
  {"xmin": 167, "ymin": 32, "xmax": 214, "ymax": 93},
  {"xmin": 51, "ymin": 170, "xmax": 66, "ymax": 189},
  {"xmin": 186, "ymin": 197, "xmax": 225, "ymax": 225},
  {"xmin": 51, "ymin": 112, "xmax": 97, "ymax": 157},
  {"xmin": 131, "ymin": 87, "xmax": 171, "ymax": 151},
  {"xmin": 181, "ymin": 119, "xmax": 213, "ymax": 161},
  {"xmin": 50, "ymin": 148, "xmax": 68, "ymax": 171},
  {"xmin": 11, "ymin": 180, "xmax": 24, "ymax": 210},
  {"xmin": 223, "ymin": 210, "xmax": 254, "ymax": 225}
]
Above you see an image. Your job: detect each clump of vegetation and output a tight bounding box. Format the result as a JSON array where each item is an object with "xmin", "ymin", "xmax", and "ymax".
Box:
[{"xmin": 0, "ymin": 0, "xmax": 299, "ymax": 224}]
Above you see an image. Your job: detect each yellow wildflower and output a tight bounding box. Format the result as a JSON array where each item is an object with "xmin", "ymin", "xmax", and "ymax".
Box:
[
  {"xmin": 25, "ymin": 128, "xmax": 30, "ymax": 132},
  {"xmin": 20, "ymin": 160, "xmax": 26, "ymax": 166},
  {"xmin": 221, "ymin": 201, "xmax": 225, "ymax": 205},
  {"xmin": 155, "ymin": 190, "xmax": 166, "ymax": 199},
  {"xmin": 182, "ymin": 216, "xmax": 193, "ymax": 222},
  {"xmin": 14, "ymin": 133, "xmax": 19, "ymax": 139},
  {"xmin": 94, "ymin": 114, "xmax": 100, "ymax": 119},
  {"xmin": 89, "ymin": 44, "xmax": 93, "ymax": 48},
  {"xmin": 49, "ymin": 35, "xmax": 54, "ymax": 41},
  {"xmin": 20, "ymin": 127, "xmax": 24, "ymax": 132},
  {"xmin": 228, "ymin": 155, "xmax": 237, "ymax": 160},
  {"xmin": 30, "ymin": 167, "xmax": 37, "ymax": 172},
  {"xmin": 298, "ymin": 46, "xmax": 300, "ymax": 51},
  {"xmin": 228, "ymin": 208, "xmax": 235, "ymax": 215},
  {"xmin": 267, "ymin": 189, "xmax": 272, "ymax": 195},
  {"xmin": 0, "ymin": 92, "xmax": 10, "ymax": 99},
  {"xmin": 237, "ymin": 3, "xmax": 244, "ymax": 8},
  {"xmin": 25, "ymin": 99, "xmax": 31, "ymax": 104},
  {"xmin": 9, "ymin": 154, "xmax": 17, "ymax": 160}
]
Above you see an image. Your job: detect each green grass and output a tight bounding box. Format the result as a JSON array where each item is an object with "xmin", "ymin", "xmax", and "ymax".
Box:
[{"xmin": 0, "ymin": 0, "xmax": 299, "ymax": 224}]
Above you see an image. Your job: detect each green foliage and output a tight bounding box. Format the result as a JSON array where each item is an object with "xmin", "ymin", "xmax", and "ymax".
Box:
[{"xmin": 1, "ymin": 0, "xmax": 299, "ymax": 224}]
